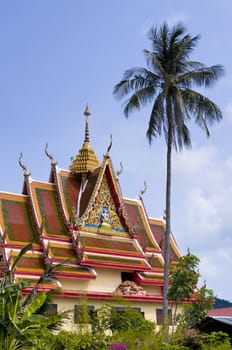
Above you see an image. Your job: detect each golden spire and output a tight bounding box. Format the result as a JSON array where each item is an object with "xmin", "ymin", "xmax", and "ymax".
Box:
[
  {"xmin": 84, "ymin": 105, "xmax": 90, "ymax": 144},
  {"xmin": 69, "ymin": 106, "xmax": 100, "ymax": 174},
  {"xmin": 84, "ymin": 105, "xmax": 90, "ymax": 116}
]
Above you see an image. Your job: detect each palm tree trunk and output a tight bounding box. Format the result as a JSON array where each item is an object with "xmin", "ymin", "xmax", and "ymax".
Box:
[{"xmin": 163, "ymin": 97, "xmax": 172, "ymax": 341}]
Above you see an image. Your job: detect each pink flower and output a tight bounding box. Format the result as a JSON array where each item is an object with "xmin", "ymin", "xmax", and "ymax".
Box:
[{"xmin": 109, "ymin": 344, "xmax": 127, "ymax": 350}]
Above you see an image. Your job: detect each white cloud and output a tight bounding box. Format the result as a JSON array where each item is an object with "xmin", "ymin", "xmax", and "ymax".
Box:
[
  {"xmin": 173, "ymin": 145, "xmax": 223, "ymax": 189},
  {"xmin": 184, "ymin": 188, "xmax": 222, "ymax": 237},
  {"xmin": 199, "ymin": 250, "xmax": 232, "ymax": 300},
  {"xmin": 169, "ymin": 145, "xmax": 232, "ymax": 299}
]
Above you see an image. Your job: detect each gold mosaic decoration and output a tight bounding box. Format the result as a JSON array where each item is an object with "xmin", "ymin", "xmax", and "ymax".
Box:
[
  {"xmin": 69, "ymin": 145, "xmax": 100, "ymax": 174},
  {"xmin": 85, "ymin": 175, "xmax": 125, "ymax": 232}
]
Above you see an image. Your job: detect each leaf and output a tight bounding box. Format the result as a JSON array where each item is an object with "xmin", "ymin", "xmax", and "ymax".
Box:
[
  {"xmin": 21, "ymin": 292, "xmax": 47, "ymax": 320},
  {"xmin": 10, "ymin": 243, "xmax": 33, "ymax": 276}
]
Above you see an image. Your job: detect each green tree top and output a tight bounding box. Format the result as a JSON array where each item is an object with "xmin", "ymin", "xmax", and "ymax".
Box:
[{"xmin": 168, "ymin": 251, "xmax": 200, "ymax": 303}]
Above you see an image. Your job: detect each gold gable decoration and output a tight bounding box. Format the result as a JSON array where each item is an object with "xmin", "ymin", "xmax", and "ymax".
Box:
[
  {"xmin": 69, "ymin": 106, "xmax": 100, "ymax": 174},
  {"xmin": 84, "ymin": 175, "xmax": 125, "ymax": 233}
]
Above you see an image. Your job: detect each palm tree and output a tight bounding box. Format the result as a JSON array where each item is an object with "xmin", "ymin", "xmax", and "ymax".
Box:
[{"xmin": 113, "ymin": 22, "xmax": 224, "ymax": 339}]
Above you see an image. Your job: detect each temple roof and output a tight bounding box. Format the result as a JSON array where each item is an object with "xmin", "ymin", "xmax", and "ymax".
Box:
[{"xmin": 0, "ymin": 107, "xmax": 181, "ymax": 291}]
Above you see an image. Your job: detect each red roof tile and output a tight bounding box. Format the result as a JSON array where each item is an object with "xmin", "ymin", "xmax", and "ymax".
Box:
[{"xmin": 208, "ymin": 307, "xmax": 232, "ymax": 317}]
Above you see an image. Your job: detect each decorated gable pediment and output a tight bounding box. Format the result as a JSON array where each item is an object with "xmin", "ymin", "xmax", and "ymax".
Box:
[
  {"xmin": 82, "ymin": 161, "xmax": 129, "ymax": 236},
  {"xmin": 84, "ymin": 174, "xmax": 126, "ymax": 234}
]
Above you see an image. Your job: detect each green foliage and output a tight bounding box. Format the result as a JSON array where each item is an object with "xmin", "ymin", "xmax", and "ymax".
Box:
[
  {"xmin": 199, "ymin": 331, "xmax": 232, "ymax": 350},
  {"xmin": 74, "ymin": 298, "xmax": 92, "ymax": 334},
  {"xmin": 92, "ymin": 304, "xmax": 155, "ymax": 335},
  {"xmin": 168, "ymin": 252, "xmax": 200, "ymax": 304},
  {"xmin": 111, "ymin": 328, "xmax": 156, "ymax": 350},
  {"xmin": 109, "ymin": 306, "xmax": 154, "ymax": 334},
  {"xmin": 168, "ymin": 251, "xmax": 215, "ymax": 328},
  {"xmin": 89, "ymin": 304, "xmax": 157, "ymax": 350},
  {"xmin": 166, "ymin": 326, "xmax": 200, "ymax": 349},
  {"xmin": 0, "ymin": 245, "xmax": 63, "ymax": 350},
  {"xmin": 1, "ymin": 246, "xmax": 230, "ymax": 350},
  {"xmin": 56, "ymin": 330, "xmax": 109, "ymax": 350},
  {"xmin": 0, "ymin": 281, "xmax": 62, "ymax": 349},
  {"xmin": 53, "ymin": 327, "xmax": 232, "ymax": 350},
  {"xmin": 159, "ymin": 327, "xmax": 232, "ymax": 350},
  {"xmin": 183, "ymin": 284, "xmax": 214, "ymax": 328},
  {"xmin": 91, "ymin": 304, "xmax": 111, "ymax": 333}
]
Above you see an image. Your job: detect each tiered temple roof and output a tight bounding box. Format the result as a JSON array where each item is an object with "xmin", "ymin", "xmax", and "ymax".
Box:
[{"xmin": 0, "ymin": 107, "xmax": 181, "ymax": 297}]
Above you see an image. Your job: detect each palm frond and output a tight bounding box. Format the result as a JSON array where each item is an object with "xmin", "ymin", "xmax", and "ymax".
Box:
[
  {"xmin": 169, "ymin": 22, "xmax": 186, "ymax": 47},
  {"xmin": 182, "ymin": 60, "xmax": 205, "ymax": 71},
  {"xmin": 113, "ymin": 67, "xmax": 159, "ymax": 100},
  {"xmin": 148, "ymin": 24, "xmax": 168, "ymax": 55},
  {"xmin": 173, "ymin": 92, "xmax": 191, "ymax": 150},
  {"xmin": 182, "ymin": 88, "xmax": 222, "ymax": 136},
  {"xmin": 143, "ymin": 49, "xmax": 164, "ymax": 76},
  {"xmin": 123, "ymin": 94, "xmax": 141, "ymax": 117},
  {"xmin": 174, "ymin": 33, "xmax": 200, "ymax": 60},
  {"xmin": 179, "ymin": 64, "xmax": 224, "ymax": 88},
  {"xmin": 181, "ymin": 124, "xmax": 191, "ymax": 148},
  {"xmin": 146, "ymin": 93, "xmax": 164, "ymax": 143},
  {"xmin": 122, "ymin": 85, "xmax": 156, "ymax": 118}
]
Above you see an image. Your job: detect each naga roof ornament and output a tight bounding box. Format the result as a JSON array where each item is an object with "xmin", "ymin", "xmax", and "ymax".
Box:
[
  {"xmin": 18, "ymin": 152, "xmax": 31, "ymax": 176},
  {"xmin": 69, "ymin": 106, "xmax": 100, "ymax": 174},
  {"xmin": 116, "ymin": 161, "xmax": 123, "ymax": 178},
  {"xmin": 139, "ymin": 181, "xmax": 147, "ymax": 200},
  {"xmin": 45, "ymin": 142, "xmax": 57, "ymax": 165},
  {"xmin": 104, "ymin": 134, "xmax": 112, "ymax": 158}
]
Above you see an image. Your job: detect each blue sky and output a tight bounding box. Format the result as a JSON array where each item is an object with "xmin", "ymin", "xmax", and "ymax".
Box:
[{"xmin": 1, "ymin": 0, "xmax": 232, "ymax": 301}]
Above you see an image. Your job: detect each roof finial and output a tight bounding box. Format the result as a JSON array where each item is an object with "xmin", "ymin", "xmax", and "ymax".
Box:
[
  {"xmin": 84, "ymin": 105, "xmax": 90, "ymax": 143},
  {"xmin": 139, "ymin": 181, "xmax": 147, "ymax": 200},
  {"xmin": 18, "ymin": 152, "xmax": 30, "ymax": 176},
  {"xmin": 162, "ymin": 209, "xmax": 166, "ymax": 222},
  {"xmin": 104, "ymin": 134, "xmax": 112, "ymax": 157},
  {"xmin": 45, "ymin": 142, "xmax": 56, "ymax": 165},
  {"xmin": 116, "ymin": 161, "xmax": 123, "ymax": 178}
]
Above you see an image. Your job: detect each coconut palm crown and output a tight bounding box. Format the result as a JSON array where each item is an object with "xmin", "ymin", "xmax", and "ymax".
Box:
[{"xmin": 113, "ymin": 22, "xmax": 224, "ymax": 337}]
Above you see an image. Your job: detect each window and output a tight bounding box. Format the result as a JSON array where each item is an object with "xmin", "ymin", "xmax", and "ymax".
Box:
[
  {"xmin": 74, "ymin": 305, "xmax": 95, "ymax": 324},
  {"xmin": 45, "ymin": 304, "xmax": 57, "ymax": 316},
  {"xmin": 114, "ymin": 306, "xmax": 125, "ymax": 313},
  {"xmin": 156, "ymin": 309, "xmax": 172, "ymax": 325},
  {"xmin": 121, "ymin": 272, "xmax": 133, "ymax": 282},
  {"xmin": 114, "ymin": 306, "xmax": 144, "ymax": 317}
]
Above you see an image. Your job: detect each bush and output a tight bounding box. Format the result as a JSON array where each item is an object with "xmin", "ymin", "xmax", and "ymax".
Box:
[
  {"xmin": 93, "ymin": 304, "xmax": 155, "ymax": 334},
  {"xmin": 56, "ymin": 330, "xmax": 109, "ymax": 350},
  {"xmin": 199, "ymin": 331, "xmax": 232, "ymax": 350}
]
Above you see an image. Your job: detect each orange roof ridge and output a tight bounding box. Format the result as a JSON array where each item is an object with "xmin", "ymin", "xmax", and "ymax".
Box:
[{"xmin": 0, "ymin": 190, "xmax": 28, "ymax": 197}]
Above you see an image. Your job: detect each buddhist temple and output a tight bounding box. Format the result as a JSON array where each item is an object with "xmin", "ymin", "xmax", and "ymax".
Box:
[{"xmin": 0, "ymin": 107, "xmax": 181, "ymax": 328}]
